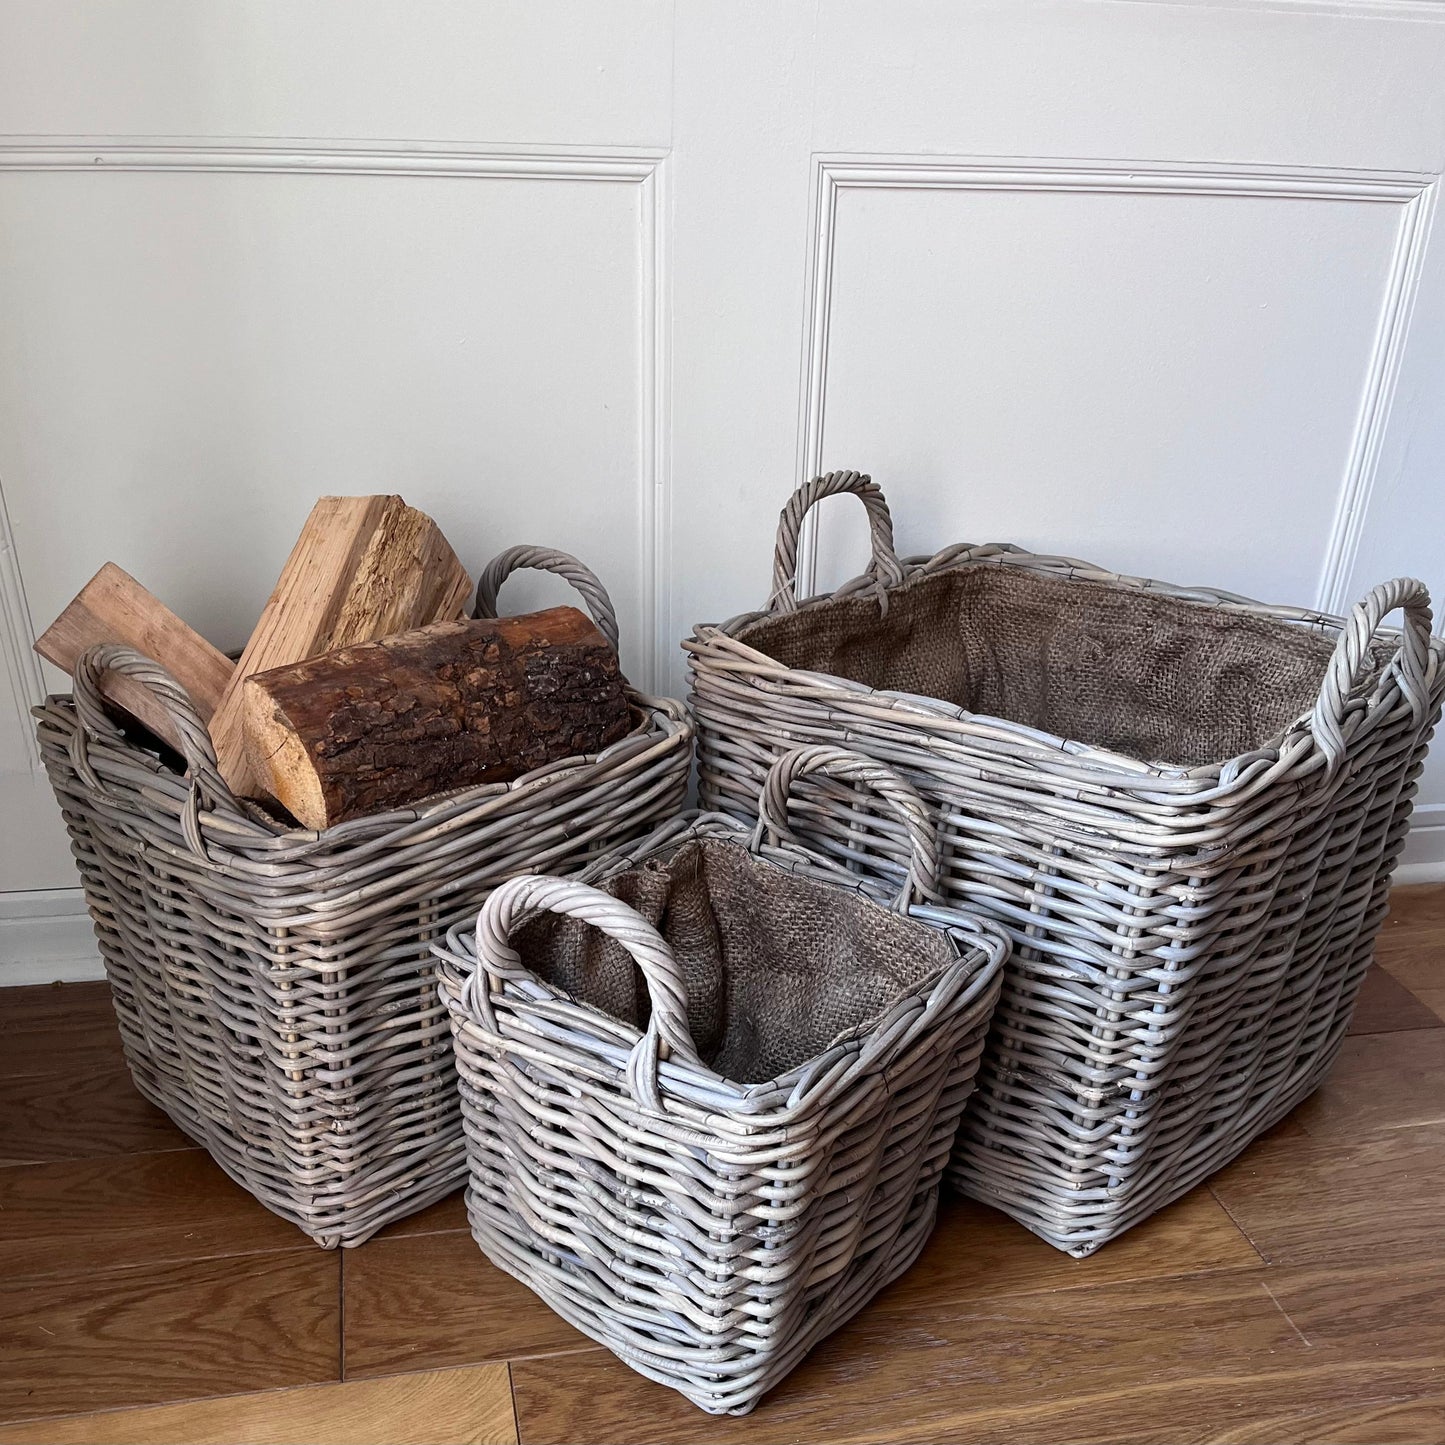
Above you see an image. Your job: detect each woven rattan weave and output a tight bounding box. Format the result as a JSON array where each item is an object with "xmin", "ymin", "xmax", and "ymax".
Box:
[
  {"xmin": 435, "ymin": 746, "xmax": 1007, "ymax": 1414},
  {"xmin": 686, "ymin": 471, "xmax": 1445, "ymax": 1256},
  {"xmin": 35, "ymin": 547, "xmax": 690, "ymax": 1247}
]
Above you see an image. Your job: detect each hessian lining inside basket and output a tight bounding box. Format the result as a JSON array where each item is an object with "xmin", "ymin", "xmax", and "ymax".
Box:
[
  {"xmin": 510, "ymin": 838, "xmax": 958, "ymax": 1085},
  {"xmin": 738, "ymin": 566, "xmax": 1359, "ymax": 769}
]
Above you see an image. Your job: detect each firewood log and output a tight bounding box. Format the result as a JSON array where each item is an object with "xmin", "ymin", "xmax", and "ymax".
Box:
[
  {"xmin": 34, "ymin": 563, "xmax": 233, "ymax": 751},
  {"xmin": 209, "ymin": 495, "xmax": 472, "ymax": 800},
  {"xmin": 241, "ymin": 606, "xmax": 631, "ymax": 829}
]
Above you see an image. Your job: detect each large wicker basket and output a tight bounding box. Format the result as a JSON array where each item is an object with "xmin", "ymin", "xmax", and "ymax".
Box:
[
  {"xmin": 435, "ymin": 745, "xmax": 1007, "ymax": 1414},
  {"xmin": 35, "ymin": 547, "xmax": 691, "ymax": 1247},
  {"xmin": 686, "ymin": 471, "xmax": 1445, "ymax": 1257}
]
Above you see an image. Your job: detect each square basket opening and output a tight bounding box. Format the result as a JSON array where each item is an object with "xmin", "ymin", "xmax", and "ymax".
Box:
[
  {"xmin": 738, "ymin": 566, "xmax": 1369, "ymax": 768},
  {"xmin": 511, "ymin": 838, "xmax": 958, "ymax": 1085}
]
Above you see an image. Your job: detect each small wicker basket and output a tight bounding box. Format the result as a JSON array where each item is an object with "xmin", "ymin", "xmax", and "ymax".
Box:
[
  {"xmin": 35, "ymin": 547, "xmax": 691, "ymax": 1247},
  {"xmin": 686, "ymin": 471, "xmax": 1445, "ymax": 1256},
  {"xmin": 435, "ymin": 745, "xmax": 1007, "ymax": 1414}
]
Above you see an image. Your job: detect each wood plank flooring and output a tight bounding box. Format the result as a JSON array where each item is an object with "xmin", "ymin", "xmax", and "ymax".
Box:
[{"xmin": 0, "ymin": 886, "xmax": 1442, "ymax": 1443}]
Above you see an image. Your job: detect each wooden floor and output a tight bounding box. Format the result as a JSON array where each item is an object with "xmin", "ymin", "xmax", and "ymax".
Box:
[{"xmin": 2, "ymin": 888, "xmax": 1444, "ymax": 1445}]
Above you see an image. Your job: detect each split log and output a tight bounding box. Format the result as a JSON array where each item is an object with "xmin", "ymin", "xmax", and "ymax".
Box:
[
  {"xmin": 209, "ymin": 495, "xmax": 472, "ymax": 799},
  {"xmin": 34, "ymin": 563, "xmax": 233, "ymax": 751},
  {"xmin": 241, "ymin": 606, "xmax": 632, "ymax": 829}
]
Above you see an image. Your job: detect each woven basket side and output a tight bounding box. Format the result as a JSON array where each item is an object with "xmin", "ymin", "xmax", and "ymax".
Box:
[
  {"xmin": 34, "ymin": 682, "xmax": 691, "ymax": 1247},
  {"xmin": 686, "ymin": 473, "xmax": 1444, "ymax": 1255},
  {"xmin": 439, "ymin": 835, "xmax": 1003, "ymax": 1415}
]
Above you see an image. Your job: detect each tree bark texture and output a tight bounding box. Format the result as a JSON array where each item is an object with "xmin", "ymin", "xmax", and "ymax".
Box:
[{"xmin": 242, "ymin": 606, "xmax": 632, "ymax": 829}]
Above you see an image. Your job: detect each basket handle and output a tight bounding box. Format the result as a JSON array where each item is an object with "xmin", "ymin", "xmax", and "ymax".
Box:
[
  {"xmin": 769, "ymin": 471, "xmax": 904, "ymax": 613},
  {"xmin": 69, "ymin": 643, "xmax": 247, "ymax": 854},
  {"xmin": 472, "ymin": 545, "xmax": 621, "ymax": 654},
  {"xmin": 1311, "ymin": 578, "xmax": 1434, "ymax": 772},
  {"xmin": 753, "ymin": 745, "xmax": 940, "ymax": 912},
  {"xmin": 471, "ymin": 873, "xmax": 704, "ymax": 1113}
]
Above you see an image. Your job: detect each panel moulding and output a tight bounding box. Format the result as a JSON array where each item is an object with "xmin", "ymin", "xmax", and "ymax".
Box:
[
  {"xmin": 0, "ymin": 137, "xmax": 675, "ymax": 726},
  {"xmin": 793, "ymin": 154, "xmax": 1437, "ymax": 612}
]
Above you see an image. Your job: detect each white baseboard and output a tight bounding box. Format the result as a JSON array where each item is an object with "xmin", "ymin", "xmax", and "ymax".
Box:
[
  {"xmin": 0, "ymin": 888, "xmax": 103, "ymax": 986},
  {"xmin": 1396, "ymin": 807, "xmax": 1445, "ymax": 885},
  {"xmin": 3, "ymin": 812, "xmax": 1444, "ymax": 986}
]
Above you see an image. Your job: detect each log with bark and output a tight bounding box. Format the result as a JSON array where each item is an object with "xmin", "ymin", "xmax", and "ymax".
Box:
[
  {"xmin": 241, "ymin": 606, "xmax": 632, "ymax": 829},
  {"xmin": 209, "ymin": 494, "xmax": 472, "ymax": 800},
  {"xmin": 35, "ymin": 563, "xmax": 234, "ymax": 752}
]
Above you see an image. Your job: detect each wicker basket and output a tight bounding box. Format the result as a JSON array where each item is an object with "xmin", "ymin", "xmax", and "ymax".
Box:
[
  {"xmin": 35, "ymin": 547, "xmax": 691, "ymax": 1247},
  {"xmin": 686, "ymin": 471, "xmax": 1445, "ymax": 1257},
  {"xmin": 435, "ymin": 745, "xmax": 1007, "ymax": 1414}
]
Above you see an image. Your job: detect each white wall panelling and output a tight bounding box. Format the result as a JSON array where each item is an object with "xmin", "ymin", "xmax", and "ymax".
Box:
[
  {"xmin": 7, "ymin": 0, "xmax": 1445, "ymax": 985},
  {"xmin": 0, "ymin": 140, "xmax": 671, "ymax": 690},
  {"xmin": 795, "ymin": 157, "xmax": 1436, "ymax": 605}
]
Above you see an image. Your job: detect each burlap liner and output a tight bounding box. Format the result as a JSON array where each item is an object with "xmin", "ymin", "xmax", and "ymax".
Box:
[
  {"xmin": 739, "ymin": 566, "xmax": 1363, "ymax": 768},
  {"xmin": 512, "ymin": 838, "xmax": 957, "ymax": 1085}
]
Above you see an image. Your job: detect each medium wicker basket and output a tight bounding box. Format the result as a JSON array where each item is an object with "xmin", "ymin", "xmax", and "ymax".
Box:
[
  {"xmin": 686, "ymin": 471, "xmax": 1445, "ymax": 1257},
  {"xmin": 435, "ymin": 745, "xmax": 1007, "ymax": 1414},
  {"xmin": 35, "ymin": 547, "xmax": 691, "ymax": 1247}
]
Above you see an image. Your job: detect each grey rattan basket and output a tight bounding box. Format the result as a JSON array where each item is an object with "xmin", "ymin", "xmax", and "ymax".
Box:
[
  {"xmin": 435, "ymin": 745, "xmax": 1008, "ymax": 1414},
  {"xmin": 686, "ymin": 471, "xmax": 1445, "ymax": 1257},
  {"xmin": 35, "ymin": 547, "xmax": 691, "ymax": 1247}
]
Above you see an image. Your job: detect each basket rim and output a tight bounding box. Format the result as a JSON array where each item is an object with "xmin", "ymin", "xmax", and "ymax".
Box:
[
  {"xmin": 437, "ymin": 814, "xmax": 1009, "ymax": 1123},
  {"xmin": 686, "ymin": 545, "xmax": 1443, "ymax": 787},
  {"xmin": 37, "ymin": 684, "xmax": 691, "ymax": 863}
]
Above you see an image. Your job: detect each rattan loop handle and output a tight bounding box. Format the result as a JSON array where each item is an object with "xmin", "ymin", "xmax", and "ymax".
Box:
[
  {"xmin": 754, "ymin": 745, "xmax": 940, "ymax": 911},
  {"xmin": 1312, "ymin": 579, "xmax": 1433, "ymax": 772},
  {"xmin": 769, "ymin": 471, "xmax": 904, "ymax": 614},
  {"xmin": 473, "ymin": 546, "xmax": 621, "ymax": 654},
  {"xmin": 474, "ymin": 874, "xmax": 703, "ymax": 1111},
  {"xmin": 71, "ymin": 644, "xmax": 241, "ymax": 845}
]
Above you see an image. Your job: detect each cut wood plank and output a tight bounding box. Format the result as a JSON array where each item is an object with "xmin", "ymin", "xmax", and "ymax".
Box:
[
  {"xmin": 0, "ymin": 1363, "xmax": 518, "ymax": 1445},
  {"xmin": 508, "ymin": 1261, "xmax": 1445, "ymax": 1444},
  {"xmin": 1292, "ymin": 1026, "xmax": 1445, "ymax": 1140},
  {"xmin": 34, "ymin": 563, "xmax": 233, "ymax": 751},
  {"xmin": 209, "ymin": 496, "xmax": 472, "ymax": 799},
  {"xmin": 0, "ymin": 1051, "xmax": 191, "ymax": 1167},
  {"xmin": 1208, "ymin": 1119, "xmax": 1445, "ymax": 1268},
  {"xmin": 242, "ymin": 607, "xmax": 629, "ymax": 829},
  {"xmin": 0, "ymin": 1148, "xmax": 301, "ymax": 1285},
  {"xmin": 1347, "ymin": 963, "xmax": 1443, "ymax": 1035},
  {"xmin": 870, "ymin": 1184, "xmax": 1260, "ymax": 1318},
  {"xmin": 342, "ymin": 1228, "xmax": 590, "ymax": 1380},
  {"xmin": 0, "ymin": 1250, "xmax": 338, "ymax": 1424}
]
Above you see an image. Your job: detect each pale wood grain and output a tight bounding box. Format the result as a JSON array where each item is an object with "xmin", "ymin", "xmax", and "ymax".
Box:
[
  {"xmin": 341, "ymin": 1228, "xmax": 592, "ymax": 1380},
  {"xmin": 1292, "ymin": 1026, "xmax": 1445, "ymax": 1139},
  {"xmin": 1412, "ymin": 986, "xmax": 1445, "ymax": 1023},
  {"xmin": 209, "ymin": 495, "xmax": 471, "ymax": 799},
  {"xmin": 1347, "ymin": 963, "xmax": 1443, "ymax": 1035},
  {"xmin": 0, "ymin": 1149, "xmax": 301, "ymax": 1283},
  {"xmin": 1207, "ymin": 1392, "xmax": 1445, "ymax": 1445},
  {"xmin": 34, "ymin": 562, "xmax": 233, "ymax": 749},
  {"xmin": 0, "ymin": 1054, "xmax": 189, "ymax": 1165},
  {"xmin": 1209, "ymin": 1120, "xmax": 1445, "ymax": 1267},
  {"xmin": 0, "ymin": 1251, "xmax": 339, "ymax": 1423},
  {"xmin": 871, "ymin": 1184, "xmax": 1260, "ymax": 1318},
  {"xmin": 1377, "ymin": 930, "xmax": 1445, "ymax": 997},
  {"xmin": 0, "ymin": 1364, "xmax": 517, "ymax": 1445},
  {"xmin": 511, "ymin": 1261, "xmax": 1445, "ymax": 1444}
]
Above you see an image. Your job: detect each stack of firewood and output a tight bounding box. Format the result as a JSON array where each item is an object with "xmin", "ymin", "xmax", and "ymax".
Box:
[{"xmin": 36, "ymin": 496, "xmax": 632, "ymax": 829}]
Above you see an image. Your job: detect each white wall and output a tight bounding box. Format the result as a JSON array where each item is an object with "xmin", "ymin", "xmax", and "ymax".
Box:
[{"xmin": 3, "ymin": 0, "xmax": 1445, "ymax": 982}]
